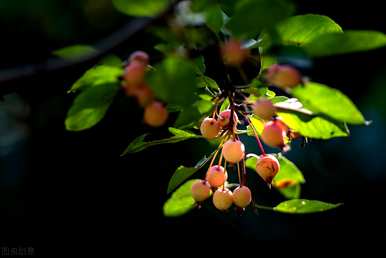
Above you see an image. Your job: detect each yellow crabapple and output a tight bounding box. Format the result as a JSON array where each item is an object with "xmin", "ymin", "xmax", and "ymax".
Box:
[
  {"xmin": 200, "ymin": 117, "xmax": 221, "ymax": 139},
  {"xmin": 213, "ymin": 188, "xmax": 233, "ymax": 211},
  {"xmin": 221, "ymin": 39, "xmax": 250, "ymax": 66},
  {"xmin": 266, "ymin": 64, "xmax": 302, "ymax": 89},
  {"xmin": 252, "ymin": 99, "xmax": 277, "ymax": 120},
  {"xmin": 261, "ymin": 120, "xmax": 287, "ymax": 148},
  {"xmin": 222, "ymin": 139, "xmax": 245, "ymax": 163},
  {"xmin": 232, "ymin": 186, "xmax": 252, "ymax": 208},
  {"xmin": 218, "ymin": 109, "xmax": 238, "ymax": 128},
  {"xmin": 191, "ymin": 180, "xmax": 212, "ymax": 202},
  {"xmin": 205, "ymin": 165, "xmax": 227, "ymax": 188}
]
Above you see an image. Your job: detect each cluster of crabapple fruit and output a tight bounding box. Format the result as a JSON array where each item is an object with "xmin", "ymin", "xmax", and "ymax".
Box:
[
  {"xmin": 122, "ymin": 51, "xmax": 169, "ymax": 127},
  {"xmin": 191, "ymin": 38, "xmax": 304, "ymax": 212}
]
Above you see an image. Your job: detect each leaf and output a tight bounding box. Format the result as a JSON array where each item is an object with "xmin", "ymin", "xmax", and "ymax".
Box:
[
  {"xmin": 147, "ymin": 57, "xmax": 198, "ymax": 108},
  {"xmin": 197, "ymin": 76, "xmax": 220, "ymax": 90},
  {"xmin": 163, "ymin": 179, "xmax": 197, "ymax": 217},
  {"xmin": 278, "ymin": 184, "xmax": 301, "ymax": 199},
  {"xmin": 204, "ymin": 4, "xmax": 224, "ymax": 33},
  {"xmin": 65, "ymin": 82, "xmax": 120, "ymax": 131},
  {"xmin": 305, "ymin": 30, "xmax": 386, "ymax": 57},
  {"xmin": 292, "ymin": 82, "xmax": 365, "ymax": 125},
  {"xmin": 53, "ymin": 45, "xmax": 98, "ymax": 60},
  {"xmin": 112, "ymin": 0, "xmax": 169, "ymax": 17},
  {"xmin": 121, "ymin": 128, "xmax": 201, "ymax": 155},
  {"xmin": 277, "ymin": 14, "xmax": 342, "ymax": 45},
  {"xmin": 68, "ymin": 65, "xmax": 123, "ymax": 93},
  {"xmin": 277, "ymin": 111, "xmax": 349, "ymax": 139},
  {"xmin": 275, "ymin": 155, "xmax": 305, "ymax": 184},
  {"xmin": 226, "ymin": 0, "xmax": 295, "ymax": 38},
  {"xmin": 274, "ymin": 199, "xmax": 342, "ymax": 214},
  {"xmin": 166, "ymin": 153, "xmax": 214, "ymax": 194},
  {"xmin": 274, "ymin": 98, "xmax": 313, "ymax": 115},
  {"xmin": 174, "ymin": 99, "xmax": 214, "ymax": 128},
  {"xmin": 246, "ymin": 115, "xmax": 264, "ymax": 136}
]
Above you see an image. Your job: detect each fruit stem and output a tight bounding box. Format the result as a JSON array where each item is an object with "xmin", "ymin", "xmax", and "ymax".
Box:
[
  {"xmin": 237, "ymin": 162, "xmax": 242, "ymax": 186},
  {"xmin": 254, "ymin": 204, "xmax": 274, "ymax": 211},
  {"xmin": 245, "ymin": 116, "xmax": 266, "ymax": 156}
]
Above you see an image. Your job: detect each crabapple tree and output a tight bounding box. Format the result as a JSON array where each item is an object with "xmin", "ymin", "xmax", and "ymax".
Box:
[{"xmin": 62, "ymin": 0, "xmax": 385, "ymax": 217}]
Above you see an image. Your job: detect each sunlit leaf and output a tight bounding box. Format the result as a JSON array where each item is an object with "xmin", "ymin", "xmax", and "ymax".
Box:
[
  {"xmin": 53, "ymin": 45, "xmax": 97, "ymax": 60},
  {"xmin": 204, "ymin": 4, "xmax": 224, "ymax": 33},
  {"xmin": 163, "ymin": 179, "xmax": 198, "ymax": 217},
  {"xmin": 274, "ymin": 199, "xmax": 342, "ymax": 214},
  {"xmin": 278, "ymin": 184, "xmax": 301, "ymax": 199},
  {"xmin": 113, "ymin": 0, "xmax": 170, "ymax": 17}
]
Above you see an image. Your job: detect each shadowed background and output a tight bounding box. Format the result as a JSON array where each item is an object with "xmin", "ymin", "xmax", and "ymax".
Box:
[{"xmin": 0, "ymin": 0, "xmax": 385, "ymax": 252}]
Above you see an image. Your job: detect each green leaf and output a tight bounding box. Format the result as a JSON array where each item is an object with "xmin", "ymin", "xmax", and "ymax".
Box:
[
  {"xmin": 147, "ymin": 57, "xmax": 198, "ymax": 108},
  {"xmin": 277, "ymin": 111, "xmax": 349, "ymax": 139},
  {"xmin": 112, "ymin": 0, "xmax": 169, "ymax": 17},
  {"xmin": 278, "ymin": 184, "xmax": 301, "ymax": 199},
  {"xmin": 68, "ymin": 65, "xmax": 123, "ymax": 93},
  {"xmin": 274, "ymin": 199, "xmax": 342, "ymax": 214},
  {"xmin": 197, "ymin": 76, "xmax": 220, "ymax": 90},
  {"xmin": 275, "ymin": 155, "xmax": 305, "ymax": 183},
  {"xmin": 163, "ymin": 179, "xmax": 197, "ymax": 217},
  {"xmin": 174, "ymin": 99, "xmax": 213, "ymax": 128},
  {"xmin": 99, "ymin": 55, "xmax": 123, "ymax": 67},
  {"xmin": 305, "ymin": 30, "xmax": 386, "ymax": 57},
  {"xmin": 246, "ymin": 115, "xmax": 264, "ymax": 136},
  {"xmin": 53, "ymin": 45, "xmax": 97, "ymax": 60},
  {"xmin": 277, "ymin": 14, "xmax": 342, "ymax": 46},
  {"xmin": 292, "ymin": 82, "xmax": 365, "ymax": 124},
  {"xmin": 166, "ymin": 153, "xmax": 214, "ymax": 194},
  {"xmin": 65, "ymin": 82, "xmax": 120, "ymax": 131},
  {"xmin": 205, "ymin": 4, "xmax": 224, "ymax": 33},
  {"xmin": 226, "ymin": 0, "xmax": 295, "ymax": 39},
  {"xmin": 121, "ymin": 128, "xmax": 201, "ymax": 155}
]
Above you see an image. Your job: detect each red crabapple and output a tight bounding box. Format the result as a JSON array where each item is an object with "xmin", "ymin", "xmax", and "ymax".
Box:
[
  {"xmin": 252, "ymin": 99, "xmax": 277, "ymax": 120},
  {"xmin": 200, "ymin": 117, "xmax": 221, "ymax": 139},
  {"xmin": 222, "ymin": 139, "xmax": 245, "ymax": 163},
  {"xmin": 221, "ymin": 39, "xmax": 250, "ymax": 66},
  {"xmin": 129, "ymin": 51, "xmax": 149, "ymax": 65},
  {"xmin": 255, "ymin": 154, "xmax": 280, "ymax": 184},
  {"xmin": 213, "ymin": 188, "xmax": 233, "ymax": 211},
  {"xmin": 266, "ymin": 64, "xmax": 302, "ymax": 89},
  {"xmin": 261, "ymin": 120, "xmax": 287, "ymax": 148},
  {"xmin": 205, "ymin": 165, "xmax": 227, "ymax": 188},
  {"xmin": 123, "ymin": 61, "xmax": 146, "ymax": 87},
  {"xmin": 144, "ymin": 101, "xmax": 168, "ymax": 127},
  {"xmin": 191, "ymin": 180, "xmax": 212, "ymax": 202},
  {"xmin": 218, "ymin": 109, "xmax": 238, "ymax": 128},
  {"xmin": 232, "ymin": 186, "xmax": 252, "ymax": 208}
]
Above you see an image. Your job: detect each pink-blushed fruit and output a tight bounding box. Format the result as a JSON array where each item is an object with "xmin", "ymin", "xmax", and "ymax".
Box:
[
  {"xmin": 144, "ymin": 101, "xmax": 168, "ymax": 127},
  {"xmin": 191, "ymin": 180, "xmax": 212, "ymax": 202},
  {"xmin": 261, "ymin": 120, "xmax": 287, "ymax": 148},
  {"xmin": 129, "ymin": 51, "xmax": 149, "ymax": 65},
  {"xmin": 266, "ymin": 64, "xmax": 302, "ymax": 89},
  {"xmin": 205, "ymin": 165, "xmax": 227, "ymax": 188},
  {"xmin": 213, "ymin": 188, "xmax": 233, "ymax": 211},
  {"xmin": 221, "ymin": 39, "xmax": 250, "ymax": 66},
  {"xmin": 200, "ymin": 117, "xmax": 221, "ymax": 139},
  {"xmin": 123, "ymin": 61, "xmax": 146, "ymax": 87},
  {"xmin": 222, "ymin": 139, "xmax": 245, "ymax": 163},
  {"xmin": 252, "ymin": 99, "xmax": 277, "ymax": 120},
  {"xmin": 218, "ymin": 109, "xmax": 238, "ymax": 128},
  {"xmin": 255, "ymin": 154, "xmax": 280, "ymax": 184},
  {"xmin": 232, "ymin": 186, "xmax": 252, "ymax": 208},
  {"xmin": 133, "ymin": 84, "xmax": 154, "ymax": 107}
]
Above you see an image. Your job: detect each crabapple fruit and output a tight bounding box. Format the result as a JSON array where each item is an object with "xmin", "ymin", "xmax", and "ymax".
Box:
[
  {"xmin": 222, "ymin": 139, "xmax": 245, "ymax": 163},
  {"xmin": 218, "ymin": 109, "xmax": 238, "ymax": 128},
  {"xmin": 191, "ymin": 180, "xmax": 212, "ymax": 202},
  {"xmin": 206, "ymin": 165, "xmax": 227, "ymax": 188},
  {"xmin": 129, "ymin": 51, "xmax": 149, "ymax": 65},
  {"xmin": 266, "ymin": 64, "xmax": 302, "ymax": 89},
  {"xmin": 200, "ymin": 117, "xmax": 221, "ymax": 139},
  {"xmin": 133, "ymin": 84, "xmax": 154, "ymax": 107},
  {"xmin": 232, "ymin": 186, "xmax": 252, "ymax": 208},
  {"xmin": 255, "ymin": 154, "xmax": 280, "ymax": 184},
  {"xmin": 221, "ymin": 39, "xmax": 250, "ymax": 66},
  {"xmin": 213, "ymin": 188, "xmax": 233, "ymax": 211},
  {"xmin": 123, "ymin": 61, "xmax": 146, "ymax": 87},
  {"xmin": 252, "ymin": 99, "xmax": 277, "ymax": 120},
  {"xmin": 144, "ymin": 101, "xmax": 168, "ymax": 127},
  {"xmin": 261, "ymin": 120, "xmax": 287, "ymax": 148}
]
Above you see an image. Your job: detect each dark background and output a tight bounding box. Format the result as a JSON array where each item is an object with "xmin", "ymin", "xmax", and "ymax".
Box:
[{"xmin": 0, "ymin": 0, "xmax": 386, "ymax": 253}]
